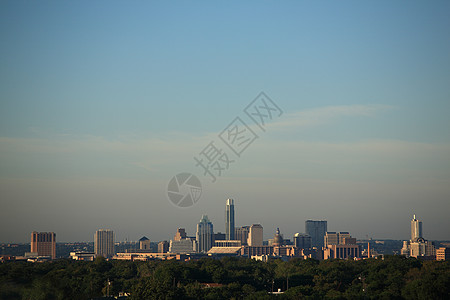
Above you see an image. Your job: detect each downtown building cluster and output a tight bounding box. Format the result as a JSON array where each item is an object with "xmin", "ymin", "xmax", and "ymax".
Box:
[
  {"xmin": 88, "ymin": 200, "xmax": 448, "ymax": 262},
  {"xmin": 12, "ymin": 200, "xmax": 450, "ymax": 262}
]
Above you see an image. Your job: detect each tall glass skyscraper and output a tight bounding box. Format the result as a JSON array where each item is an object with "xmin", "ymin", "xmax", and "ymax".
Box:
[
  {"xmin": 305, "ymin": 220, "xmax": 327, "ymax": 248},
  {"xmin": 196, "ymin": 215, "xmax": 214, "ymax": 253},
  {"xmin": 226, "ymin": 198, "xmax": 235, "ymax": 240},
  {"xmin": 411, "ymin": 214, "xmax": 423, "ymax": 241}
]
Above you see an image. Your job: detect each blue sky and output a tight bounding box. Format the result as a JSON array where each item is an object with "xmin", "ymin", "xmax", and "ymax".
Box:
[{"xmin": 1, "ymin": 1, "xmax": 449, "ymax": 243}]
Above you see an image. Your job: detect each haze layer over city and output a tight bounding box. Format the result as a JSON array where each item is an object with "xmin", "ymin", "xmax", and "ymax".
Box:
[{"xmin": 1, "ymin": 1, "xmax": 449, "ymax": 243}]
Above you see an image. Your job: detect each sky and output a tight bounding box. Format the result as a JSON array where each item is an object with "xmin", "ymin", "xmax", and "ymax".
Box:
[{"xmin": 1, "ymin": 1, "xmax": 449, "ymax": 243}]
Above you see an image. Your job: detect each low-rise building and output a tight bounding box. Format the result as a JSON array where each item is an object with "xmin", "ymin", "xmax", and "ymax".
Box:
[
  {"xmin": 207, "ymin": 246, "xmax": 242, "ymax": 257},
  {"xmin": 214, "ymin": 240, "xmax": 241, "ymax": 247},
  {"xmin": 70, "ymin": 251, "xmax": 95, "ymax": 261},
  {"xmin": 169, "ymin": 238, "xmax": 196, "ymax": 254},
  {"xmin": 436, "ymin": 247, "xmax": 450, "ymax": 261},
  {"xmin": 324, "ymin": 244, "xmax": 360, "ymax": 259},
  {"xmin": 158, "ymin": 241, "xmax": 169, "ymax": 253}
]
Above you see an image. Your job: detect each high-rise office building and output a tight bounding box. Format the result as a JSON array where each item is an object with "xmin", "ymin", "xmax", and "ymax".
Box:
[
  {"xmin": 324, "ymin": 232, "xmax": 356, "ymax": 246},
  {"xmin": 235, "ymin": 226, "xmax": 250, "ymax": 246},
  {"xmin": 247, "ymin": 224, "xmax": 263, "ymax": 246},
  {"xmin": 174, "ymin": 228, "xmax": 187, "ymax": 241},
  {"xmin": 226, "ymin": 198, "xmax": 235, "ymax": 240},
  {"xmin": 196, "ymin": 215, "xmax": 214, "ymax": 253},
  {"xmin": 338, "ymin": 232, "xmax": 351, "ymax": 244},
  {"xmin": 31, "ymin": 232, "xmax": 56, "ymax": 259},
  {"xmin": 305, "ymin": 220, "xmax": 327, "ymax": 248},
  {"xmin": 94, "ymin": 229, "xmax": 115, "ymax": 258},
  {"xmin": 411, "ymin": 214, "xmax": 422, "ymax": 241},
  {"xmin": 324, "ymin": 232, "xmax": 339, "ymax": 245},
  {"xmin": 294, "ymin": 233, "xmax": 312, "ymax": 249},
  {"xmin": 323, "ymin": 232, "xmax": 359, "ymax": 259},
  {"xmin": 401, "ymin": 215, "xmax": 435, "ymax": 258}
]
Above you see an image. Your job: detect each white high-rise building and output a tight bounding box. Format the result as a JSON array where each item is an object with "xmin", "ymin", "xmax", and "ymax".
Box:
[
  {"xmin": 401, "ymin": 215, "xmax": 435, "ymax": 258},
  {"xmin": 94, "ymin": 229, "xmax": 114, "ymax": 258},
  {"xmin": 226, "ymin": 199, "xmax": 235, "ymax": 240},
  {"xmin": 247, "ymin": 224, "xmax": 263, "ymax": 246},
  {"xmin": 196, "ymin": 215, "xmax": 214, "ymax": 253},
  {"xmin": 411, "ymin": 214, "xmax": 423, "ymax": 241}
]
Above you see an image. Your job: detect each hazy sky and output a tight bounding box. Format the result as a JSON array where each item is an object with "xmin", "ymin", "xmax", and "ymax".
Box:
[{"xmin": 1, "ymin": 1, "xmax": 449, "ymax": 243}]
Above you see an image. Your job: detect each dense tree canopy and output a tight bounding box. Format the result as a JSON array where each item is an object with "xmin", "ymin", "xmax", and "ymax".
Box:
[{"xmin": 0, "ymin": 256, "xmax": 449, "ymax": 299}]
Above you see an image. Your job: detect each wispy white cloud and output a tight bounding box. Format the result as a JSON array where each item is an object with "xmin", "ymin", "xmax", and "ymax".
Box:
[
  {"xmin": 266, "ymin": 104, "xmax": 394, "ymax": 132},
  {"xmin": 233, "ymin": 138, "xmax": 450, "ymax": 185},
  {"xmin": 0, "ymin": 104, "xmax": 430, "ymax": 181}
]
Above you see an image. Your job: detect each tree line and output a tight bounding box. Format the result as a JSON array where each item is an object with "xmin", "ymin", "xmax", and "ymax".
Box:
[{"xmin": 0, "ymin": 255, "xmax": 449, "ymax": 299}]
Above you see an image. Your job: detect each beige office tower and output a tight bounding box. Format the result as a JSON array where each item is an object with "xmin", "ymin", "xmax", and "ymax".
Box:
[
  {"xmin": 31, "ymin": 231, "xmax": 56, "ymax": 259},
  {"xmin": 411, "ymin": 214, "xmax": 422, "ymax": 242},
  {"xmin": 174, "ymin": 228, "xmax": 187, "ymax": 241},
  {"xmin": 324, "ymin": 232, "xmax": 339, "ymax": 246},
  {"xmin": 325, "ymin": 232, "xmax": 355, "ymax": 246},
  {"xmin": 247, "ymin": 224, "xmax": 263, "ymax": 246},
  {"xmin": 94, "ymin": 229, "xmax": 115, "ymax": 258}
]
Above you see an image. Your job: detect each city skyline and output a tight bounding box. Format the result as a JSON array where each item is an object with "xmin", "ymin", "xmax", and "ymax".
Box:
[
  {"xmin": 1, "ymin": 1, "xmax": 450, "ymax": 243},
  {"xmin": 13, "ymin": 212, "xmax": 442, "ymax": 246}
]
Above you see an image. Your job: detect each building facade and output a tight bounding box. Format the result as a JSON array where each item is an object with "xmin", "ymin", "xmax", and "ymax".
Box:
[
  {"xmin": 169, "ymin": 238, "xmax": 195, "ymax": 254},
  {"xmin": 158, "ymin": 241, "xmax": 169, "ymax": 253},
  {"xmin": 235, "ymin": 226, "xmax": 250, "ymax": 246},
  {"xmin": 94, "ymin": 229, "xmax": 115, "ymax": 258},
  {"xmin": 31, "ymin": 231, "xmax": 56, "ymax": 259},
  {"xmin": 214, "ymin": 232, "xmax": 226, "ymax": 242},
  {"xmin": 241, "ymin": 246, "xmax": 273, "ymax": 257},
  {"xmin": 411, "ymin": 214, "xmax": 423, "ymax": 241},
  {"xmin": 247, "ymin": 224, "xmax": 263, "ymax": 246},
  {"xmin": 294, "ymin": 233, "xmax": 312, "ymax": 249},
  {"xmin": 436, "ymin": 247, "xmax": 450, "ymax": 261},
  {"xmin": 70, "ymin": 251, "xmax": 95, "ymax": 261},
  {"xmin": 214, "ymin": 240, "xmax": 242, "ymax": 247},
  {"xmin": 402, "ymin": 239, "xmax": 435, "ymax": 258},
  {"xmin": 324, "ymin": 232, "xmax": 339, "ymax": 246},
  {"xmin": 324, "ymin": 232, "xmax": 355, "ymax": 246},
  {"xmin": 139, "ymin": 236, "xmax": 151, "ymax": 250},
  {"xmin": 305, "ymin": 220, "xmax": 327, "ymax": 249},
  {"xmin": 196, "ymin": 215, "xmax": 214, "ymax": 253},
  {"xmin": 226, "ymin": 199, "xmax": 235, "ymax": 240},
  {"xmin": 324, "ymin": 244, "xmax": 360, "ymax": 259},
  {"xmin": 174, "ymin": 228, "xmax": 187, "ymax": 241}
]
